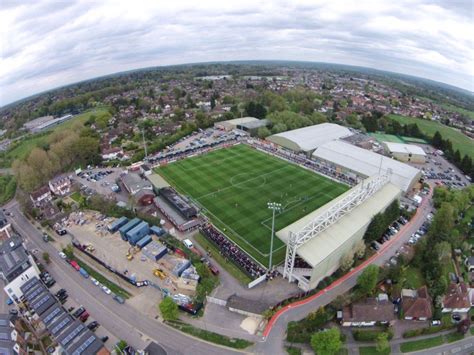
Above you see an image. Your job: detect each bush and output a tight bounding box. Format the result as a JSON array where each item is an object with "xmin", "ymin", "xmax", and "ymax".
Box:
[
  {"xmin": 287, "ymin": 307, "xmax": 335, "ymax": 343},
  {"xmin": 159, "ymin": 297, "xmax": 179, "ymax": 321}
]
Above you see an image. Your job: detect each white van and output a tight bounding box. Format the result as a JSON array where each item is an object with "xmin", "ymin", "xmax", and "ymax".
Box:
[{"xmin": 183, "ymin": 239, "xmax": 193, "ymax": 249}]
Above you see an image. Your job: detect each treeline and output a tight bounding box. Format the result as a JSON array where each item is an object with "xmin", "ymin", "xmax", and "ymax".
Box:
[
  {"xmin": 363, "ymin": 200, "xmax": 402, "ymax": 244},
  {"xmin": 13, "ymin": 126, "xmax": 100, "ymax": 192},
  {"xmin": 431, "ymin": 131, "xmax": 473, "ymax": 178},
  {"xmin": 0, "ymin": 175, "xmax": 16, "ymax": 205},
  {"xmin": 413, "ymin": 185, "xmax": 474, "ymax": 301}
]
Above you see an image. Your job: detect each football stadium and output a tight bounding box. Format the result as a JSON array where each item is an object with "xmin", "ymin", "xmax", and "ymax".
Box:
[
  {"xmin": 157, "ymin": 144, "xmax": 349, "ymax": 266},
  {"xmin": 155, "ymin": 123, "xmax": 420, "ymax": 290}
]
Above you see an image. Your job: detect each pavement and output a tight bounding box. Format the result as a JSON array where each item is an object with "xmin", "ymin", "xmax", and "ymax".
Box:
[
  {"xmin": 255, "ymin": 187, "xmax": 434, "ymax": 354},
  {"xmin": 5, "ymin": 200, "xmax": 244, "ymax": 355}
]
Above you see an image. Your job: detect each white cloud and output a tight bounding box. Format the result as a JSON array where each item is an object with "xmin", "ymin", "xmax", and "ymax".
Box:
[{"xmin": 0, "ymin": 0, "xmax": 473, "ymax": 106}]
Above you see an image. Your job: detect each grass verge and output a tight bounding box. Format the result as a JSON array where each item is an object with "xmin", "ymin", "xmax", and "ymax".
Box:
[
  {"xmin": 194, "ymin": 232, "xmax": 252, "ymax": 285},
  {"xmin": 400, "ymin": 335, "xmax": 444, "ymax": 353},
  {"xmin": 166, "ymin": 320, "xmax": 253, "ymax": 349},
  {"xmin": 445, "ymin": 332, "xmax": 464, "ymax": 343},
  {"xmin": 72, "ymin": 256, "xmax": 131, "ymax": 299},
  {"xmin": 359, "ymin": 346, "xmax": 390, "ymax": 355}
]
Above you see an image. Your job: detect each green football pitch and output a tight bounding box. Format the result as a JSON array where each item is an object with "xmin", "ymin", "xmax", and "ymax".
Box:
[{"xmin": 156, "ymin": 144, "xmax": 349, "ymax": 266}]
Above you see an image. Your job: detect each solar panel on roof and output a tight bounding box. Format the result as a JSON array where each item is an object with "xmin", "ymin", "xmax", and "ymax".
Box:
[
  {"xmin": 0, "ymin": 333, "xmax": 9, "ymax": 340},
  {"xmin": 26, "ymin": 287, "xmax": 43, "ymax": 301},
  {"xmin": 0, "ymin": 346, "xmax": 11, "ymax": 355},
  {"xmin": 44, "ymin": 307, "xmax": 62, "ymax": 324},
  {"xmin": 32, "ymin": 294, "xmax": 50, "ymax": 309},
  {"xmin": 72, "ymin": 335, "xmax": 95, "ymax": 355},
  {"xmin": 0, "ymin": 320, "xmax": 7, "ymax": 326},
  {"xmin": 62, "ymin": 324, "xmax": 84, "ymax": 346},
  {"xmin": 52, "ymin": 317, "xmax": 71, "ymax": 335}
]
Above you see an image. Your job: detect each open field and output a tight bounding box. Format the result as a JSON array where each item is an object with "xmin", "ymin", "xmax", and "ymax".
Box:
[
  {"xmin": 156, "ymin": 144, "xmax": 348, "ymax": 266},
  {"xmin": 3, "ymin": 107, "xmax": 109, "ymax": 163},
  {"xmin": 388, "ymin": 114, "xmax": 474, "ymax": 159}
]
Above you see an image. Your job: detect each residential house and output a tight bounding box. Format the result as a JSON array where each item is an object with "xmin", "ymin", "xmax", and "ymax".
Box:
[
  {"xmin": 401, "ymin": 286, "xmax": 433, "ymax": 321},
  {"xmin": 121, "ymin": 173, "xmax": 153, "ymax": 195},
  {"xmin": 0, "ymin": 211, "xmax": 12, "ymax": 242},
  {"xmin": 441, "ymin": 282, "xmax": 471, "ymax": 313},
  {"xmin": 101, "ymin": 147, "xmax": 123, "ymax": 161},
  {"xmin": 0, "ymin": 314, "xmax": 27, "ymax": 355},
  {"xmin": 342, "ymin": 297, "xmax": 395, "ymax": 327},
  {"xmin": 29, "ymin": 185, "xmax": 53, "ymax": 208},
  {"xmin": 0, "ymin": 236, "xmax": 41, "ymax": 302},
  {"xmin": 48, "ymin": 176, "xmax": 72, "ymax": 196}
]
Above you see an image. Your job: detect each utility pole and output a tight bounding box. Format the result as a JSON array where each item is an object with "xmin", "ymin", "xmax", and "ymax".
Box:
[
  {"xmin": 267, "ymin": 202, "xmax": 282, "ymax": 270},
  {"xmin": 142, "ymin": 128, "xmax": 148, "ymax": 160}
]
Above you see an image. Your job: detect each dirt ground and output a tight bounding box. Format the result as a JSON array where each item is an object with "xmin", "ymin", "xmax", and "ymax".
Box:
[{"xmin": 65, "ymin": 212, "xmax": 197, "ymax": 299}]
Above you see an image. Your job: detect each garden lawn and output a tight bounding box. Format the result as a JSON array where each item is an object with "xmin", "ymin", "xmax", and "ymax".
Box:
[
  {"xmin": 157, "ymin": 144, "xmax": 348, "ymax": 266},
  {"xmin": 388, "ymin": 114, "xmax": 474, "ymax": 159},
  {"xmin": 359, "ymin": 346, "xmax": 390, "ymax": 355}
]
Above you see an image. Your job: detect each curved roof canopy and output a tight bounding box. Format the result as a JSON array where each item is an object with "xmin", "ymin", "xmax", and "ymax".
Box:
[{"xmin": 267, "ymin": 123, "xmax": 352, "ymax": 153}]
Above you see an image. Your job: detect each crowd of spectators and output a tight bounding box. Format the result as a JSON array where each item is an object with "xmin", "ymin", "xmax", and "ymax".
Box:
[
  {"xmin": 249, "ymin": 139, "xmax": 359, "ymax": 186},
  {"xmin": 200, "ymin": 224, "xmax": 266, "ymax": 279}
]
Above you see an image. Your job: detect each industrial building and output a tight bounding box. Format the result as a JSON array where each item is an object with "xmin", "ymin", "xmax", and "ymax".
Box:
[
  {"xmin": 214, "ymin": 117, "xmax": 263, "ymax": 131},
  {"xmin": 383, "ymin": 142, "xmax": 427, "ymax": 164},
  {"xmin": 312, "ymin": 140, "xmax": 421, "ymax": 192},
  {"xmin": 277, "ymin": 175, "xmax": 401, "ymax": 290},
  {"xmin": 266, "ymin": 123, "xmax": 353, "ymax": 154}
]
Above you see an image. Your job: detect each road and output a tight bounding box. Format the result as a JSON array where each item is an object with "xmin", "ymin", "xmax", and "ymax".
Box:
[
  {"xmin": 5, "ymin": 201, "xmax": 244, "ymax": 355},
  {"xmin": 255, "ymin": 189, "xmax": 434, "ymax": 354},
  {"xmin": 413, "ymin": 337, "xmax": 474, "ymax": 355}
]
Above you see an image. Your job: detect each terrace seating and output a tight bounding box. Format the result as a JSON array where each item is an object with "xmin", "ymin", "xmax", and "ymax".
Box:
[{"xmin": 200, "ymin": 224, "xmax": 266, "ymax": 278}]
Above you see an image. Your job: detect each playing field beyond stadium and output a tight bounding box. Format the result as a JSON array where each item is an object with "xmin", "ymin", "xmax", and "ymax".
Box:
[{"xmin": 156, "ymin": 144, "xmax": 349, "ymax": 266}]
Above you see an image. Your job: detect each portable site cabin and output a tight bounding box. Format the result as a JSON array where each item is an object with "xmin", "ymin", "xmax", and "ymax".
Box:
[{"xmin": 119, "ymin": 218, "xmax": 141, "ymax": 240}]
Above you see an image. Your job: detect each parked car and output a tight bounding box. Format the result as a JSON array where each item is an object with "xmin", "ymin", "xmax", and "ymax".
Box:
[
  {"xmin": 79, "ymin": 312, "xmax": 89, "ymax": 322},
  {"xmin": 58, "ymin": 252, "xmax": 67, "ymax": 259},
  {"xmin": 87, "ymin": 321, "xmax": 99, "ymax": 331},
  {"xmin": 431, "ymin": 320, "xmax": 441, "ymax": 326},
  {"xmin": 42, "ymin": 234, "xmax": 50, "ymax": 242},
  {"xmin": 101, "ymin": 336, "xmax": 109, "ymax": 343},
  {"xmin": 113, "ymin": 295, "xmax": 125, "ymax": 304},
  {"xmin": 101, "ymin": 285, "xmax": 111, "ymax": 295},
  {"xmin": 69, "ymin": 260, "xmax": 81, "ymax": 271},
  {"xmin": 90, "ymin": 277, "xmax": 100, "ymax": 286},
  {"xmin": 72, "ymin": 307, "xmax": 86, "ymax": 318}
]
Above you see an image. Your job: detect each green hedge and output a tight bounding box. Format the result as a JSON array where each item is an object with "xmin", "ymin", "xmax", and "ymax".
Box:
[
  {"xmin": 286, "ymin": 307, "xmax": 335, "ymax": 343},
  {"xmin": 403, "ymin": 324, "xmax": 453, "ymax": 338},
  {"xmin": 166, "ymin": 320, "xmax": 253, "ymax": 349},
  {"xmin": 352, "ymin": 329, "xmax": 393, "ymax": 342}
]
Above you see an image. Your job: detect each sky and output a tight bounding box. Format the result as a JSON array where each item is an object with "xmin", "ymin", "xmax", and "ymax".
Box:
[{"xmin": 1, "ymin": 0, "xmax": 473, "ymax": 106}]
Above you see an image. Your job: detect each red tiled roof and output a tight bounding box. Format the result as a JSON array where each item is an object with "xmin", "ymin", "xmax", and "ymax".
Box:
[{"xmin": 443, "ymin": 282, "xmax": 470, "ymax": 310}]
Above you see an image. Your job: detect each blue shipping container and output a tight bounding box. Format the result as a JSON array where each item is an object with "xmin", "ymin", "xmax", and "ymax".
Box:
[
  {"xmin": 108, "ymin": 216, "xmax": 128, "ymax": 233},
  {"xmin": 126, "ymin": 221, "xmax": 149, "ymax": 244},
  {"xmin": 150, "ymin": 226, "xmax": 165, "ymax": 236},
  {"xmin": 142, "ymin": 241, "xmax": 167, "ymax": 261},
  {"xmin": 136, "ymin": 235, "xmax": 152, "ymax": 249},
  {"xmin": 79, "ymin": 268, "xmax": 89, "ymax": 278},
  {"xmin": 119, "ymin": 218, "xmax": 141, "ymax": 240}
]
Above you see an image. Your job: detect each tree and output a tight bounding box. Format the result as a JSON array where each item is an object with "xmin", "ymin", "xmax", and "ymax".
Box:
[
  {"xmin": 340, "ymin": 252, "xmax": 354, "ymax": 272},
  {"xmin": 354, "ymin": 240, "xmax": 366, "ymax": 259},
  {"xmin": 257, "ymin": 127, "xmax": 271, "ymax": 138},
  {"xmin": 42, "ymin": 252, "xmax": 50, "ymax": 264},
  {"xmin": 159, "ymin": 297, "xmax": 179, "ymax": 321},
  {"xmin": 310, "ymin": 328, "xmax": 342, "ymax": 355},
  {"xmin": 376, "ymin": 332, "xmax": 390, "ymax": 353},
  {"xmin": 63, "ymin": 244, "xmax": 74, "ymax": 259},
  {"xmin": 432, "ymin": 131, "xmax": 443, "ymax": 148},
  {"xmin": 357, "ymin": 265, "xmax": 379, "ymax": 296}
]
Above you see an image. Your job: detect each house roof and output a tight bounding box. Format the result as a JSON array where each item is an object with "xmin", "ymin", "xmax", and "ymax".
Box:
[
  {"xmin": 30, "ymin": 186, "xmax": 51, "ymax": 200},
  {"xmin": 343, "ymin": 298, "xmax": 395, "ymax": 323},
  {"xmin": 402, "ymin": 286, "xmax": 433, "ymax": 319},
  {"xmin": 442, "ymin": 282, "xmax": 470, "ymax": 309},
  {"xmin": 0, "ymin": 237, "xmax": 31, "ymax": 281},
  {"xmin": 226, "ymin": 295, "xmax": 269, "ymax": 314}
]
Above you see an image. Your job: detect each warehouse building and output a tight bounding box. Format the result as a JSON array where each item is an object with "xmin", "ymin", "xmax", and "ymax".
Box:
[
  {"xmin": 214, "ymin": 117, "xmax": 261, "ymax": 131},
  {"xmin": 312, "ymin": 140, "xmax": 421, "ymax": 193},
  {"xmin": 266, "ymin": 123, "xmax": 353, "ymax": 154},
  {"xmin": 383, "ymin": 142, "xmax": 426, "ymax": 164},
  {"xmin": 277, "ymin": 177, "xmax": 401, "ymax": 290}
]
